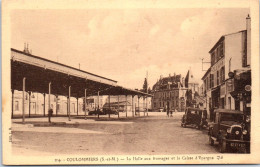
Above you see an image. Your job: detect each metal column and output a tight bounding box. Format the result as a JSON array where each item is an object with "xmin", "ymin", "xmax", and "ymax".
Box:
[
  {"xmin": 68, "ymin": 86, "xmax": 71, "ymax": 121},
  {"xmin": 132, "ymin": 95, "xmax": 134, "ymax": 117},
  {"xmin": 125, "ymin": 95, "xmax": 127, "ymax": 117},
  {"xmin": 146, "ymin": 96, "xmax": 148, "ymax": 116},
  {"xmin": 11, "ymin": 89, "xmax": 14, "ymax": 119},
  {"xmin": 29, "ymin": 92, "xmax": 31, "ymax": 118},
  {"xmin": 138, "ymin": 96, "xmax": 140, "ymax": 116},
  {"xmin": 77, "ymin": 97, "xmax": 79, "ymax": 116},
  {"xmin": 97, "ymin": 91, "xmax": 100, "ymax": 119},
  {"xmin": 84, "ymin": 89, "xmax": 87, "ymax": 120},
  {"xmin": 56, "ymin": 95, "xmax": 58, "ymax": 116},
  {"xmin": 22, "ymin": 77, "xmax": 26, "ymax": 124},
  {"xmin": 143, "ymin": 96, "xmax": 145, "ymax": 116},
  {"xmin": 108, "ymin": 95, "xmax": 111, "ymax": 118},
  {"xmin": 48, "ymin": 82, "xmax": 51, "ymax": 111},
  {"xmin": 117, "ymin": 95, "xmax": 120, "ymax": 118},
  {"xmin": 48, "ymin": 82, "xmax": 51, "ymax": 123},
  {"xmin": 43, "ymin": 93, "xmax": 46, "ymax": 117}
]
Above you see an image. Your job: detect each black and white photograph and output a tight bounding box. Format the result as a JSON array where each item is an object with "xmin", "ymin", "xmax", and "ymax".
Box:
[{"xmin": 2, "ymin": 0, "xmax": 260, "ymax": 165}]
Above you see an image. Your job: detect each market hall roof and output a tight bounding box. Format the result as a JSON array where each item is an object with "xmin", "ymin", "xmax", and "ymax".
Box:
[{"xmin": 11, "ymin": 48, "xmax": 152, "ymax": 97}]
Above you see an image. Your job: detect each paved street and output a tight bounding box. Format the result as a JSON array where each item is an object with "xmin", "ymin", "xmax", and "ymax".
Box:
[{"xmin": 12, "ymin": 112, "xmax": 218, "ymax": 156}]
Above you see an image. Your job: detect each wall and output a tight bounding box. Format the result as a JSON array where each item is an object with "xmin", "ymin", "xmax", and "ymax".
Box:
[
  {"xmin": 12, "ymin": 91, "xmax": 84, "ymax": 117},
  {"xmin": 224, "ymin": 32, "xmax": 245, "ymax": 78}
]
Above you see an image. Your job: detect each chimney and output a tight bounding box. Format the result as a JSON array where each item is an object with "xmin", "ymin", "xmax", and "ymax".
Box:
[
  {"xmin": 24, "ymin": 43, "xmax": 26, "ymax": 52},
  {"xmin": 246, "ymin": 14, "xmax": 251, "ymax": 66},
  {"xmin": 160, "ymin": 75, "xmax": 163, "ymax": 80}
]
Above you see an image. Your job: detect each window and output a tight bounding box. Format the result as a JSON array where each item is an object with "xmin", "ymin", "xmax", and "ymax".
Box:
[
  {"xmin": 210, "ymin": 74, "xmax": 214, "ymax": 88},
  {"xmin": 220, "ymin": 42, "xmax": 224, "ymax": 58},
  {"xmin": 216, "ymin": 48, "xmax": 220, "ymax": 61},
  {"xmin": 217, "ymin": 71, "xmax": 219, "ymax": 85},
  {"xmin": 228, "ymin": 97, "xmax": 231, "ymax": 109},
  {"xmin": 15, "ymin": 101, "xmax": 19, "ymax": 111},
  {"xmin": 204, "ymin": 80, "xmax": 207, "ymax": 92},
  {"xmin": 154, "ymin": 103, "xmax": 156, "ymax": 108},
  {"xmin": 211, "ymin": 52, "xmax": 215, "ymax": 65},
  {"xmin": 220, "ymin": 98, "xmax": 225, "ymax": 109},
  {"xmin": 220, "ymin": 67, "xmax": 225, "ymax": 83}
]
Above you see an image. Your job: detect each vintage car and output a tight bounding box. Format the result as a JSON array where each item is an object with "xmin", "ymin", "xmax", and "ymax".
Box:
[
  {"xmin": 102, "ymin": 108, "xmax": 119, "ymax": 115},
  {"xmin": 208, "ymin": 109, "xmax": 250, "ymax": 153},
  {"xmin": 88, "ymin": 108, "xmax": 104, "ymax": 115},
  {"xmin": 181, "ymin": 107, "xmax": 208, "ymax": 129}
]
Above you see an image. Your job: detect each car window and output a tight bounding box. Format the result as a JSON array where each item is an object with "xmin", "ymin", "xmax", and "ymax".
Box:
[{"xmin": 220, "ymin": 113, "xmax": 243, "ymax": 123}]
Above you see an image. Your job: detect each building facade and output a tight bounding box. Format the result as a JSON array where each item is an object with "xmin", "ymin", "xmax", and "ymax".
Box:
[
  {"xmin": 201, "ymin": 15, "xmax": 251, "ymax": 120},
  {"xmin": 103, "ymin": 95, "xmax": 151, "ymax": 112},
  {"xmin": 12, "ymin": 90, "xmax": 84, "ymax": 117},
  {"xmin": 151, "ymin": 74, "xmax": 188, "ymax": 112}
]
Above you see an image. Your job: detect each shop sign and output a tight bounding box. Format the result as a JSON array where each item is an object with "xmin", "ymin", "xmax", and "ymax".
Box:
[
  {"xmin": 220, "ymin": 84, "xmax": 226, "ymax": 97},
  {"xmin": 211, "ymin": 58, "xmax": 224, "ymax": 73},
  {"xmin": 245, "ymin": 85, "xmax": 251, "ymax": 92},
  {"xmin": 226, "ymin": 79, "xmax": 234, "ymax": 93}
]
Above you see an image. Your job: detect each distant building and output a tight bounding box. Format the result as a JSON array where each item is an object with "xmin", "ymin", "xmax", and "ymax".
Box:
[
  {"xmin": 103, "ymin": 95, "xmax": 151, "ymax": 113},
  {"xmin": 151, "ymin": 74, "xmax": 187, "ymax": 112},
  {"xmin": 185, "ymin": 68, "xmax": 199, "ymax": 99}
]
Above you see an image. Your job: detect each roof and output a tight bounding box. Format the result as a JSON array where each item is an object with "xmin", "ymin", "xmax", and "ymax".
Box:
[
  {"xmin": 185, "ymin": 69, "xmax": 198, "ymax": 87},
  {"xmin": 209, "ymin": 30, "xmax": 246, "ymax": 53},
  {"xmin": 201, "ymin": 67, "xmax": 211, "ymax": 80},
  {"xmin": 103, "ymin": 101, "xmax": 131, "ymax": 107},
  {"xmin": 214, "ymin": 109, "xmax": 244, "ymax": 114},
  {"xmin": 11, "ymin": 48, "xmax": 152, "ymax": 97},
  {"xmin": 11, "ymin": 48, "xmax": 117, "ymax": 83},
  {"xmin": 152, "ymin": 74, "xmax": 182, "ymax": 90}
]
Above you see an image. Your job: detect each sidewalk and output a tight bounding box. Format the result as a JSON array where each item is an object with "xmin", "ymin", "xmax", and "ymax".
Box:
[{"xmin": 11, "ymin": 111, "xmax": 184, "ymax": 130}]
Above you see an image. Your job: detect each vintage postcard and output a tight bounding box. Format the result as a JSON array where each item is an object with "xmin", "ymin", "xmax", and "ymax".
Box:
[{"xmin": 2, "ymin": 0, "xmax": 260, "ymax": 165}]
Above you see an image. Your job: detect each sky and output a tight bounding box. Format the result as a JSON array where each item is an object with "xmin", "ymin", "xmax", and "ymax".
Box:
[{"xmin": 11, "ymin": 8, "xmax": 249, "ymax": 89}]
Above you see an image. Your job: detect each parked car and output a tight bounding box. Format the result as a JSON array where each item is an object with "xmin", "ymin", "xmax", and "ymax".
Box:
[
  {"xmin": 181, "ymin": 107, "xmax": 208, "ymax": 129},
  {"xmin": 103, "ymin": 108, "xmax": 119, "ymax": 115},
  {"xmin": 88, "ymin": 108, "xmax": 104, "ymax": 115},
  {"xmin": 208, "ymin": 109, "xmax": 250, "ymax": 153}
]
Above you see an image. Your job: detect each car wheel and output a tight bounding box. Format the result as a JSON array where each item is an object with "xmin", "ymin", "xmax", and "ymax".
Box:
[
  {"xmin": 209, "ymin": 135, "xmax": 214, "ymax": 146},
  {"xmin": 183, "ymin": 124, "xmax": 186, "ymax": 128},
  {"xmin": 219, "ymin": 139, "xmax": 226, "ymax": 153}
]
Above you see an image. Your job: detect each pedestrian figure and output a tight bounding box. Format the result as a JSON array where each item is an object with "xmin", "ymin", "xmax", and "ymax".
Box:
[
  {"xmin": 170, "ymin": 108, "xmax": 173, "ymax": 117},
  {"xmin": 166, "ymin": 105, "xmax": 169, "ymax": 117},
  {"xmin": 48, "ymin": 107, "xmax": 53, "ymax": 123}
]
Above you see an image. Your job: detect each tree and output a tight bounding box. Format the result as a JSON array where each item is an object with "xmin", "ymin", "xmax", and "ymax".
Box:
[
  {"xmin": 147, "ymin": 87, "xmax": 151, "ymax": 94},
  {"xmin": 142, "ymin": 78, "xmax": 148, "ymax": 93}
]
